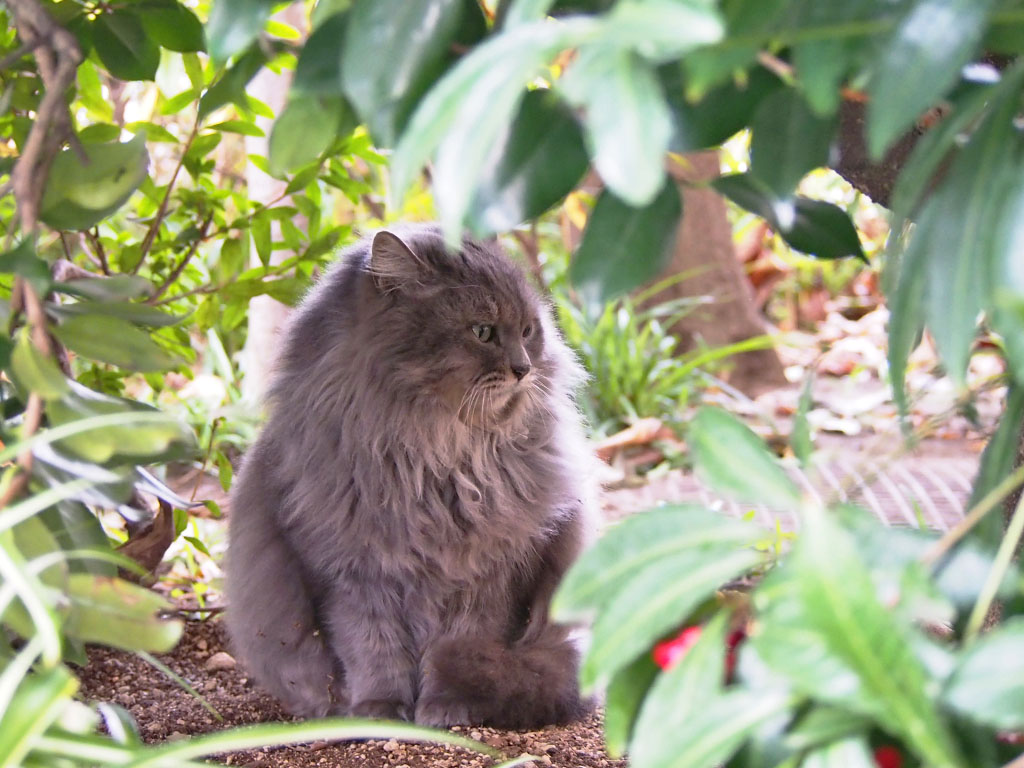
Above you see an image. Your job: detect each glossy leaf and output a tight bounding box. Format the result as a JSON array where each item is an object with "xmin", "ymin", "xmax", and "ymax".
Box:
[
  {"xmin": 198, "ymin": 44, "xmax": 271, "ymax": 118},
  {"xmin": 604, "ymin": 0, "xmax": 723, "ymax": 63},
  {"xmin": 688, "ymin": 406, "xmax": 801, "ymax": 509},
  {"xmin": 342, "ymin": 0, "xmax": 483, "ymax": 147},
  {"xmin": 63, "ymin": 574, "xmax": 182, "ymax": 652},
  {"xmin": 91, "ymin": 10, "xmax": 160, "ymax": 81},
  {"xmin": 0, "ymin": 239, "xmax": 52, "ymax": 296},
  {"xmin": 9, "ymin": 331, "xmax": 69, "ymax": 401},
  {"xmin": 867, "ymin": 0, "xmax": 997, "ymax": 158},
  {"xmin": 268, "ymin": 96, "xmax": 349, "ymax": 176},
  {"xmin": 139, "ymin": 0, "xmax": 206, "ymax": 53},
  {"xmin": 40, "ymin": 135, "xmax": 149, "ymax": 231},
  {"xmin": 562, "ymin": 47, "xmax": 671, "ymax": 207},
  {"xmin": 553, "ymin": 505, "xmax": 763, "ymax": 620},
  {"xmin": 467, "ymin": 89, "xmax": 588, "ymax": 235},
  {"xmin": 293, "ymin": 11, "xmax": 348, "ymax": 95},
  {"xmin": 205, "ymin": 0, "xmax": 275, "ymax": 63},
  {"xmin": 943, "ymin": 617, "xmax": 1024, "ymax": 729},
  {"xmin": 52, "ymin": 316, "xmax": 179, "ymax": 372},
  {"xmin": 581, "ymin": 547, "xmax": 760, "ymax": 690},
  {"xmin": 749, "ymin": 88, "xmax": 836, "ymax": 197},
  {"xmin": 570, "ymin": 182, "xmax": 681, "ymax": 313}
]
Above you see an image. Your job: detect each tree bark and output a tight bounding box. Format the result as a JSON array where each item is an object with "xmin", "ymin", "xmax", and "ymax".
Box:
[{"xmin": 649, "ymin": 151, "xmax": 788, "ymax": 396}]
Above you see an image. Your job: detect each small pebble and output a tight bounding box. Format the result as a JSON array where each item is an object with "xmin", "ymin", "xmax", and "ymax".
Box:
[
  {"xmin": 382, "ymin": 739, "xmax": 399, "ymax": 752},
  {"xmin": 205, "ymin": 652, "xmax": 237, "ymax": 671},
  {"xmin": 197, "ymin": 638, "xmax": 208, "ymax": 651},
  {"xmin": 309, "ymin": 740, "xmax": 329, "ymax": 751},
  {"xmin": 469, "ymin": 730, "xmax": 482, "ymax": 741}
]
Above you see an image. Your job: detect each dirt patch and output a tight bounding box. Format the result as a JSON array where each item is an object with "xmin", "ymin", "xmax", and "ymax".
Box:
[{"xmin": 77, "ymin": 619, "xmax": 624, "ymax": 768}]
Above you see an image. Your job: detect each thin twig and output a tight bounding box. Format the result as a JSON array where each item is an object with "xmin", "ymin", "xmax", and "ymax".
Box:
[
  {"xmin": 964, "ymin": 492, "xmax": 1024, "ymax": 642},
  {"xmin": 85, "ymin": 227, "xmax": 110, "ymax": 275},
  {"xmin": 134, "ymin": 116, "xmax": 201, "ymax": 274},
  {"xmin": 150, "ymin": 283, "xmax": 219, "ymax": 307},
  {"xmin": 0, "ymin": 36, "xmax": 43, "ymax": 70},
  {"xmin": 147, "ymin": 214, "xmax": 213, "ymax": 303}
]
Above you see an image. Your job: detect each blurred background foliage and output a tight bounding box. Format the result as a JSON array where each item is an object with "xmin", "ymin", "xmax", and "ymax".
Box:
[{"xmin": 1, "ymin": 0, "xmax": 1024, "ymax": 765}]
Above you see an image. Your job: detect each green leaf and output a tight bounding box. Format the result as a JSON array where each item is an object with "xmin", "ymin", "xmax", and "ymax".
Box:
[
  {"xmin": 204, "ymin": 0, "xmax": 275, "ymax": 63},
  {"xmin": 603, "ymin": 653, "xmax": 659, "ymax": 758},
  {"xmin": 581, "ymin": 547, "xmax": 760, "ymax": 690},
  {"xmin": 52, "ymin": 315, "xmax": 179, "ymax": 372},
  {"xmin": 0, "ymin": 239, "xmax": 52, "ymax": 296},
  {"xmin": 9, "ymin": 330, "xmax": 69, "ymax": 401},
  {"xmin": 139, "ymin": 0, "xmax": 206, "ymax": 53},
  {"xmin": 39, "ymin": 135, "xmax": 149, "ymax": 232},
  {"xmin": 688, "ymin": 406, "xmax": 801, "ymax": 509},
  {"xmin": 0, "ymin": 666, "xmax": 78, "ymax": 768},
  {"xmin": 784, "ymin": 707, "xmax": 872, "ymax": 752},
  {"xmin": 63, "ymin": 573, "xmax": 182, "ymax": 652},
  {"xmin": 791, "ymin": 369, "xmax": 815, "ymax": 466},
  {"xmin": 631, "ymin": 689, "xmax": 792, "ymax": 768},
  {"xmin": 561, "ymin": 47, "xmax": 671, "ymax": 207},
  {"xmin": 198, "ymin": 44, "xmax": 271, "ymax": 118},
  {"xmin": 268, "ymin": 96, "xmax": 347, "ymax": 176},
  {"xmin": 293, "ymin": 11, "xmax": 348, "ymax": 94},
  {"xmin": 38, "ymin": 500, "xmax": 115, "ymax": 576},
  {"xmin": 801, "ymin": 736, "xmax": 876, "ymax": 768},
  {"xmin": 966, "ymin": 384, "xmax": 1024, "ymax": 545},
  {"xmin": 553, "ymin": 505, "xmax": 763, "ymax": 621},
  {"xmin": 943, "ymin": 617, "xmax": 1024, "ymax": 730},
  {"xmin": 206, "ymin": 120, "xmax": 264, "ymax": 137},
  {"xmin": 342, "ymin": 0, "xmax": 484, "ymax": 147},
  {"xmin": 987, "ymin": 143, "xmax": 1024, "ymax": 386},
  {"xmin": 631, "ymin": 613, "xmax": 730, "ymax": 762},
  {"xmin": 91, "ymin": 10, "xmax": 161, "ymax": 81},
  {"xmin": 749, "ymin": 87, "xmax": 836, "ymax": 197},
  {"xmin": 867, "ymin": 0, "xmax": 997, "ymax": 159},
  {"xmin": 783, "ymin": 509, "xmax": 965, "ymax": 768},
  {"xmin": 602, "ymin": 0, "xmax": 723, "ymax": 62},
  {"xmin": 49, "ymin": 300, "xmax": 183, "ymax": 327},
  {"xmin": 570, "ymin": 182, "xmax": 681, "ymax": 313},
  {"xmin": 467, "ymin": 89, "xmax": 588, "ymax": 235},
  {"xmin": 78, "ymin": 123, "xmax": 123, "ymax": 143},
  {"xmin": 54, "ymin": 274, "xmax": 153, "ymax": 301}
]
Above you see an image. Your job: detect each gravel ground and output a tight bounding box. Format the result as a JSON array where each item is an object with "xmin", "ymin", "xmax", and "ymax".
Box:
[{"xmin": 77, "ymin": 619, "xmax": 624, "ymax": 768}]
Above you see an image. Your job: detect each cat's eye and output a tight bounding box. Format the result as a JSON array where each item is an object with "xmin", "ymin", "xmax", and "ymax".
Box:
[
  {"xmin": 522, "ymin": 324, "xmax": 533, "ymax": 339},
  {"xmin": 472, "ymin": 324, "xmax": 495, "ymax": 343}
]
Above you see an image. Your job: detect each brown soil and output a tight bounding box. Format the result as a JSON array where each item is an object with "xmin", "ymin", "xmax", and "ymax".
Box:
[{"xmin": 77, "ymin": 619, "xmax": 624, "ymax": 768}]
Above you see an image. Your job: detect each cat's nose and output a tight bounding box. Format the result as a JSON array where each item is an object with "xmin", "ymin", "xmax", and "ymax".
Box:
[{"xmin": 511, "ymin": 361, "xmax": 531, "ymax": 381}]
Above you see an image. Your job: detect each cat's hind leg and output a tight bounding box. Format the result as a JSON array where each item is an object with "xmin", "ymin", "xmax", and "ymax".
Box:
[{"xmin": 225, "ymin": 449, "xmax": 346, "ymax": 718}]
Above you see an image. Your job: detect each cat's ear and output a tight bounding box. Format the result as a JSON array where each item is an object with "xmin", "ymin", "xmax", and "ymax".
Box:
[{"xmin": 369, "ymin": 231, "xmax": 429, "ymax": 292}]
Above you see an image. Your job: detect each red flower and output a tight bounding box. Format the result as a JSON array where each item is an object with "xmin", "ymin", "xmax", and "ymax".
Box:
[
  {"xmin": 873, "ymin": 746, "xmax": 903, "ymax": 768},
  {"xmin": 652, "ymin": 626, "xmax": 702, "ymax": 670}
]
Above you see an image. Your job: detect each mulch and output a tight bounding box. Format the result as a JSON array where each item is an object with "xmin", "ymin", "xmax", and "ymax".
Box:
[{"xmin": 76, "ymin": 619, "xmax": 625, "ymax": 768}]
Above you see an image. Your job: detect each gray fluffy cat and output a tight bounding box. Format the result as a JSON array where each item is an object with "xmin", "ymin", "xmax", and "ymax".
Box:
[{"xmin": 226, "ymin": 224, "xmax": 596, "ymax": 728}]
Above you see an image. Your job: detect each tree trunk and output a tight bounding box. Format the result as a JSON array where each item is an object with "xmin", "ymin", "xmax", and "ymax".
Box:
[{"xmin": 650, "ymin": 151, "xmax": 787, "ymax": 396}]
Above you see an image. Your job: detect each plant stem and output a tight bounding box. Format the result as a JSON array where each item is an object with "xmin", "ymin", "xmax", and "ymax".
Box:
[
  {"xmin": 964, "ymin": 492, "xmax": 1024, "ymax": 642},
  {"xmin": 922, "ymin": 463, "xmax": 1024, "ymax": 567}
]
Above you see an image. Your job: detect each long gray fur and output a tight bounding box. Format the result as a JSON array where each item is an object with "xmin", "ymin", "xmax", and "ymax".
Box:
[{"xmin": 225, "ymin": 224, "xmax": 597, "ymax": 728}]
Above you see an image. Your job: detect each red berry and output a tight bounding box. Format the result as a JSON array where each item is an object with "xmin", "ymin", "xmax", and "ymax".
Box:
[
  {"xmin": 652, "ymin": 626, "xmax": 702, "ymax": 670},
  {"xmin": 873, "ymin": 745, "xmax": 903, "ymax": 768}
]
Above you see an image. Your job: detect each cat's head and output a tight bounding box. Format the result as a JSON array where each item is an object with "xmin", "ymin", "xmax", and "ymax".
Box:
[{"xmin": 363, "ymin": 226, "xmax": 560, "ymax": 432}]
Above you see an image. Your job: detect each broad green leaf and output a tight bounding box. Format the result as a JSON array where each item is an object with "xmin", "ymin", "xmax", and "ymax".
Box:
[
  {"xmin": 139, "ymin": 0, "xmax": 206, "ymax": 53},
  {"xmin": 801, "ymin": 736, "xmax": 876, "ymax": 768},
  {"xmin": 205, "ymin": 0, "xmax": 275, "ymax": 63},
  {"xmin": 39, "ymin": 135, "xmax": 149, "ymax": 231},
  {"xmin": 206, "ymin": 120, "xmax": 265, "ymax": 137},
  {"xmin": 0, "ymin": 666, "xmax": 78, "ymax": 768},
  {"xmin": 631, "ymin": 614, "xmax": 730, "ymax": 759},
  {"xmin": 390, "ymin": 17, "xmax": 598, "ymax": 213},
  {"xmin": 52, "ymin": 316, "xmax": 179, "ymax": 372},
  {"xmin": 788, "ymin": 509, "xmax": 965, "ymax": 768},
  {"xmin": 77, "ymin": 123, "xmax": 122, "ymax": 143},
  {"xmin": 604, "ymin": 0, "xmax": 723, "ymax": 63},
  {"xmin": 38, "ymin": 500, "xmax": 115, "ymax": 576},
  {"xmin": 467, "ymin": 89, "xmax": 588, "ymax": 235},
  {"xmin": 561, "ymin": 46, "xmax": 671, "ymax": 207},
  {"xmin": 0, "ymin": 239, "xmax": 51, "ymax": 296},
  {"xmin": 688, "ymin": 406, "xmax": 801, "ymax": 509},
  {"xmin": 784, "ymin": 706, "xmax": 872, "ymax": 752},
  {"xmin": 54, "ymin": 274, "xmax": 153, "ymax": 301},
  {"xmin": 268, "ymin": 96, "xmax": 348, "ymax": 176},
  {"xmin": 603, "ymin": 653, "xmax": 658, "ymax": 758},
  {"xmin": 553, "ymin": 505, "xmax": 763, "ymax": 620},
  {"xmin": 793, "ymin": 39, "xmax": 854, "ymax": 116},
  {"xmin": 569, "ymin": 182, "xmax": 681, "ymax": 313},
  {"xmin": 9, "ymin": 330, "xmax": 69, "ymax": 401},
  {"xmin": 293, "ymin": 11, "xmax": 348, "ymax": 94},
  {"xmin": 63, "ymin": 574, "xmax": 182, "ymax": 652},
  {"xmin": 581, "ymin": 547, "xmax": 760, "ymax": 690},
  {"xmin": 47, "ymin": 381, "xmax": 194, "ymax": 465},
  {"xmin": 198, "ymin": 44, "xmax": 271, "ymax": 118},
  {"xmin": 943, "ymin": 617, "xmax": 1024, "ymax": 729},
  {"xmin": 342, "ymin": 0, "xmax": 484, "ymax": 147},
  {"xmin": 749, "ymin": 88, "xmax": 836, "ymax": 197},
  {"xmin": 631, "ymin": 689, "xmax": 791, "ymax": 768},
  {"xmin": 966, "ymin": 384, "xmax": 1024, "ymax": 545},
  {"xmin": 867, "ymin": 0, "xmax": 997, "ymax": 159},
  {"xmin": 91, "ymin": 10, "xmax": 161, "ymax": 81},
  {"xmin": 49, "ymin": 300, "xmax": 183, "ymax": 327}
]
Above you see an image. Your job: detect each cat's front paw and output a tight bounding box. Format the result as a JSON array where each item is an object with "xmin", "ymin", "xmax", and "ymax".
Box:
[
  {"xmin": 350, "ymin": 698, "xmax": 413, "ymax": 721},
  {"xmin": 414, "ymin": 693, "xmax": 474, "ymax": 728}
]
